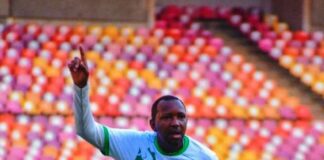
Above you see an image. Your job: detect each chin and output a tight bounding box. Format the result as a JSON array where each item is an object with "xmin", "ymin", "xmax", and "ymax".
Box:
[{"xmin": 168, "ymin": 137, "xmax": 183, "ymax": 145}]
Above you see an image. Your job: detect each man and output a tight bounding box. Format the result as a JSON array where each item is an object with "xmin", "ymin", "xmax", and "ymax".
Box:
[{"xmin": 68, "ymin": 46, "xmax": 218, "ymax": 159}]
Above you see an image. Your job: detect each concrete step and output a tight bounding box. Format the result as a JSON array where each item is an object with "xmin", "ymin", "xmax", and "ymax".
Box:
[{"xmin": 202, "ymin": 21, "xmax": 324, "ymax": 120}]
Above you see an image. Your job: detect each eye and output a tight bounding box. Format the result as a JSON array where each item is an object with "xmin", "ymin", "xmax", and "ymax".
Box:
[
  {"xmin": 178, "ymin": 113, "xmax": 186, "ymax": 119},
  {"xmin": 161, "ymin": 115, "xmax": 172, "ymax": 120}
]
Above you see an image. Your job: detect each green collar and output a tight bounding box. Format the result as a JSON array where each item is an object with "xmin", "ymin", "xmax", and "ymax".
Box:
[{"xmin": 154, "ymin": 135, "xmax": 190, "ymax": 156}]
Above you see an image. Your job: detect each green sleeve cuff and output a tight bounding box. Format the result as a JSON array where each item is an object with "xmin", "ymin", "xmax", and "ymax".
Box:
[{"xmin": 101, "ymin": 126, "xmax": 110, "ymax": 155}]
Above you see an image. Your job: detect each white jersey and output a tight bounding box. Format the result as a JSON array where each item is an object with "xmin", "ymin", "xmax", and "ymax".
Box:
[{"xmin": 73, "ymin": 84, "xmax": 218, "ymax": 160}]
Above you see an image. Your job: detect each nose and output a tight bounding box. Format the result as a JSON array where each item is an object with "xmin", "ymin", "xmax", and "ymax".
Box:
[{"xmin": 170, "ymin": 117, "xmax": 181, "ymax": 127}]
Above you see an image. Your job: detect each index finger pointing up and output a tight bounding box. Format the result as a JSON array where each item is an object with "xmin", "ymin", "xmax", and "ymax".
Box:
[{"xmin": 78, "ymin": 45, "xmax": 87, "ymax": 67}]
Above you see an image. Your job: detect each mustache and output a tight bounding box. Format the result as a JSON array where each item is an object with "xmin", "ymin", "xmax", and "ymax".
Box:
[{"xmin": 168, "ymin": 129, "xmax": 183, "ymax": 134}]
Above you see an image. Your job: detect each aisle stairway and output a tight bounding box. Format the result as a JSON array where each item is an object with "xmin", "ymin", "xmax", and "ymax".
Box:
[{"xmin": 203, "ymin": 21, "xmax": 324, "ymax": 120}]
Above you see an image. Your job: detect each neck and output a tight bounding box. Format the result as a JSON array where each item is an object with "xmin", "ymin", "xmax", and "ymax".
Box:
[{"xmin": 157, "ymin": 136, "xmax": 183, "ymax": 153}]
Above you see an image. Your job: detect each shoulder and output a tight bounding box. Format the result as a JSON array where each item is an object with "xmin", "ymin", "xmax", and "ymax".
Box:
[{"xmin": 187, "ymin": 136, "xmax": 219, "ymax": 160}]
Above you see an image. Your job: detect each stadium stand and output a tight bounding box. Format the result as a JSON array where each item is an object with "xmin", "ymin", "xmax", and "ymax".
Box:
[{"xmin": 0, "ymin": 4, "xmax": 323, "ymax": 160}]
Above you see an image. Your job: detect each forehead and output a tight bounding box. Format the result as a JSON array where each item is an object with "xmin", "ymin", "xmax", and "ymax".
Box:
[{"xmin": 156, "ymin": 99, "xmax": 186, "ymax": 114}]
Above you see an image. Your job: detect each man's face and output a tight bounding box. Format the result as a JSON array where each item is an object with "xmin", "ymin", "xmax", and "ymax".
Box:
[{"xmin": 152, "ymin": 99, "xmax": 187, "ymax": 146}]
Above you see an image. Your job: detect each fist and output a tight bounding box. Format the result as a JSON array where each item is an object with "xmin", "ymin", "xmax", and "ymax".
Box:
[{"xmin": 68, "ymin": 46, "xmax": 89, "ymax": 88}]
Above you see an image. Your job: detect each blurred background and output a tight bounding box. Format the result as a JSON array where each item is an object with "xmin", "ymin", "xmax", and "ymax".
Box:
[{"xmin": 0, "ymin": 0, "xmax": 324, "ymax": 160}]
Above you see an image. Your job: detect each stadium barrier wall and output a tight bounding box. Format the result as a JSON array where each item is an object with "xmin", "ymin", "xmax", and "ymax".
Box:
[
  {"xmin": 0, "ymin": 0, "xmax": 9, "ymax": 18},
  {"xmin": 9, "ymin": 0, "xmax": 155, "ymax": 26}
]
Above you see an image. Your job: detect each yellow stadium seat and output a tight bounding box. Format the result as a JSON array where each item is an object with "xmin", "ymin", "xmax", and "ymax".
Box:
[
  {"xmin": 88, "ymin": 25, "xmax": 103, "ymax": 36},
  {"xmin": 104, "ymin": 25, "xmax": 119, "ymax": 40},
  {"xmin": 147, "ymin": 78, "xmax": 163, "ymax": 90},
  {"xmin": 33, "ymin": 57, "xmax": 49, "ymax": 70},
  {"xmin": 86, "ymin": 51, "xmax": 101, "ymax": 62},
  {"xmin": 43, "ymin": 145, "xmax": 59, "ymax": 158},
  {"xmin": 230, "ymin": 105, "xmax": 247, "ymax": 119},
  {"xmin": 240, "ymin": 150, "xmax": 260, "ymax": 160},
  {"xmin": 9, "ymin": 91, "xmax": 24, "ymax": 104}
]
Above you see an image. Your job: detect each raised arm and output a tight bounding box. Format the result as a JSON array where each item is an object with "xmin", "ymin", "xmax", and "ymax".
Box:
[{"xmin": 68, "ymin": 46, "xmax": 105, "ymax": 150}]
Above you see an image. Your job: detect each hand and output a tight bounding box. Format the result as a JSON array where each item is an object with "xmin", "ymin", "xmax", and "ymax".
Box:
[{"xmin": 68, "ymin": 46, "xmax": 89, "ymax": 88}]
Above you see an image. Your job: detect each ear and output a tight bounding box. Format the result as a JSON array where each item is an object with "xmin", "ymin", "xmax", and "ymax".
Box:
[{"xmin": 150, "ymin": 119, "xmax": 156, "ymax": 131}]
